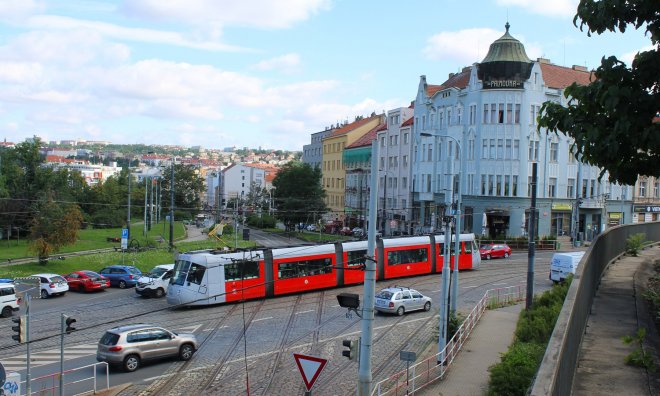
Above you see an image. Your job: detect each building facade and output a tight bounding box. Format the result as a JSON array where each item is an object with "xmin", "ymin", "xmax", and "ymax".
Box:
[
  {"xmin": 302, "ymin": 128, "xmax": 335, "ymax": 169},
  {"xmin": 411, "ymin": 23, "xmax": 633, "ymax": 240}
]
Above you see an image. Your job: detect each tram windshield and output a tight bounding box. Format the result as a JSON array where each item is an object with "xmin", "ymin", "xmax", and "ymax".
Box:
[{"xmin": 172, "ymin": 260, "xmax": 191, "ymax": 286}]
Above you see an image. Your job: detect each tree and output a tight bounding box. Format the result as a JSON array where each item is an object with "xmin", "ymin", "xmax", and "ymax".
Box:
[
  {"xmin": 245, "ymin": 181, "xmax": 270, "ymax": 214},
  {"xmin": 162, "ymin": 164, "xmax": 205, "ymax": 219},
  {"xmin": 538, "ymin": 0, "xmax": 659, "ymax": 185},
  {"xmin": 272, "ymin": 162, "xmax": 327, "ymax": 230},
  {"xmin": 29, "ymin": 197, "xmax": 84, "ymax": 264}
]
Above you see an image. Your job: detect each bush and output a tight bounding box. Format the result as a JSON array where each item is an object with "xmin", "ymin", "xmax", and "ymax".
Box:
[
  {"xmin": 626, "ymin": 233, "xmax": 646, "ymax": 256},
  {"xmin": 488, "ymin": 342, "xmax": 546, "ymax": 396},
  {"xmin": 247, "ymin": 214, "xmax": 277, "ymax": 229}
]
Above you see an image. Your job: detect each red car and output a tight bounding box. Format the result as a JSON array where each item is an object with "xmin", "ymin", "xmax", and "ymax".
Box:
[
  {"xmin": 63, "ymin": 270, "xmax": 110, "ymax": 292},
  {"xmin": 479, "ymin": 244, "xmax": 512, "ymax": 260}
]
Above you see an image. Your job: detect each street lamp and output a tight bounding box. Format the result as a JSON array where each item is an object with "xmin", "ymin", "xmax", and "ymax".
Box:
[{"xmin": 420, "ymin": 130, "xmax": 463, "ymax": 361}]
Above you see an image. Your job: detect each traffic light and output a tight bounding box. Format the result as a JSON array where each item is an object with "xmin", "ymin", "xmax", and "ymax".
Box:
[
  {"xmin": 342, "ymin": 338, "xmax": 360, "ymax": 361},
  {"xmin": 64, "ymin": 315, "xmax": 77, "ymax": 333},
  {"xmin": 11, "ymin": 315, "xmax": 27, "ymax": 343}
]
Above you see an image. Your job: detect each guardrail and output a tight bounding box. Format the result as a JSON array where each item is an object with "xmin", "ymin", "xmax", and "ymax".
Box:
[
  {"xmin": 18, "ymin": 362, "xmax": 109, "ymax": 396},
  {"xmin": 371, "ymin": 284, "xmax": 526, "ymax": 396},
  {"xmin": 531, "ymin": 221, "xmax": 660, "ymax": 396}
]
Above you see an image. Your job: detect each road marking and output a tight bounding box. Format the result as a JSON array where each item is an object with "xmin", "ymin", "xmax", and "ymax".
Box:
[
  {"xmin": 174, "ymin": 324, "xmax": 203, "ymax": 333},
  {"xmin": 462, "ymin": 285, "xmax": 478, "ymax": 289},
  {"xmin": 253, "ymin": 317, "xmax": 273, "ymax": 322},
  {"xmin": 0, "ymin": 343, "xmax": 98, "ymax": 371},
  {"xmin": 295, "ymin": 310, "xmax": 314, "ymax": 315}
]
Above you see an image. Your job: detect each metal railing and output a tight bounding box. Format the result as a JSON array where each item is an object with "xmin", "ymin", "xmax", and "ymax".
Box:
[
  {"xmin": 531, "ymin": 221, "xmax": 660, "ymax": 395},
  {"xmin": 371, "ymin": 284, "xmax": 526, "ymax": 396},
  {"xmin": 18, "ymin": 362, "xmax": 109, "ymax": 396}
]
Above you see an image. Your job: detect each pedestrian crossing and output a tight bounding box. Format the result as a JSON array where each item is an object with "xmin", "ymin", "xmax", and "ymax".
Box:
[{"xmin": 1, "ymin": 324, "xmax": 203, "ymax": 372}]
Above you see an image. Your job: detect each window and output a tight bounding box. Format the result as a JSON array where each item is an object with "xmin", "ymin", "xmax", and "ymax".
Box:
[
  {"xmin": 380, "ymin": 136, "xmax": 385, "ymax": 147},
  {"xmin": 439, "ymin": 111, "xmax": 444, "ymax": 127},
  {"xmin": 639, "ymin": 181, "xmax": 647, "ymax": 197},
  {"xmin": 387, "ymin": 248, "xmax": 428, "ymax": 265},
  {"xmin": 457, "ymin": 107, "xmax": 462, "ymax": 124},
  {"xmin": 498, "ymin": 103, "xmax": 505, "ymax": 123},
  {"xmin": 506, "ymin": 104, "xmax": 513, "ymax": 123},
  {"xmin": 186, "ymin": 264, "xmax": 206, "ymax": 285},
  {"xmin": 482, "ymin": 139, "xmax": 488, "ymax": 159},
  {"xmin": 582, "ymin": 179, "xmax": 588, "ymax": 198},
  {"xmin": 483, "ymin": 104, "xmax": 489, "ymax": 124},
  {"xmin": 513, "ymin": 175, "xmax": 518, "ymax": 196},
  {"xmin": 549, "ymin": 178, "xmax": 557, "ymax": 197},
  {"xmin": 470, "ymin": 105, "xmax": 476, "ymax": 125},
  {"xmin": 225, "ymin": 261, "xmax": 260, "ymax": 281},
  {"xmin": 468, "ymin": 138, "xmax": 475, "ymax": 160},
  {"xmin": 427, "ymin": 145, "xmax": 433, "ymax": 161},
  {"xmin": 402, "ymin": 177, "xmax": 407, "ymax": 188},
  {"xmin": 590, "ymin": 180, "xmax": 595, "ymax": 197},
  {"xmin": 529, "ymin": 139, "xmax": 539, "ymax": 161},
  {"xmin": 481, "ymin": 175, "xmax": 487, "ymax": 195},
  {"xmin": 404, "ymin": 132, "xmax": 409, "ymax": 144},
  {"xmin": 447, "ymin": 109, "xmax": 452, "ymax": 125},
  {"xmin": 403, "ymin": 155, "xmax": 408, "ymax": 167},
  {"xmin": 505, "ymin": 139, "xmax": 512, "ymax": 159},
  {"xmin": 655, "ymin": 182, "xmax": 659, "ymax": 198},
  {"xmin": 422, "ymin": 115, "xmax": 426, "ymax": 129},
  {"xmin": 491, "ymin": 104, "xmax": 497, "ymax": 123},
  {"xmin": 489, "ymin": 139, "xmax": 496, "ymax": 159},
  {"xmin": 530, "ymin": 105, "xmax": 540, "ymax": 125},
  {"xmin": 437, "ymin": 142, "xmax": 442, "ymax": 160},
  {"xmin": 515, "ymin": 104, "xmax": 521, "ymax": 123},
  {"xmin": 496, "ymin": 175, "xmax": 502, "ymax": 196},
  {"xmin": 528, "ymin": 176, "xmax": 534, "ymax": 197},
  {"xmin": 505, "ymin": 175, "xmax": 510, "ymax": 196},
  {"xmin": 497, "ymin": 139, "xmax": 504, "ymax": 159},
  {"xmin": 347, "ymin": 250, "xmax": 367, "ymax": 268},
  {"xmin": 550, "ymin": 142, "xmax": 559, "ymax": 162},
  {"xmin": 488, "ymin": 175, "xmax": 494, "ymax": 195},
  {"xmin": 278, "ymin": 258, "xmax": 332, "ymax": 279},
  {"xmin": 567, "ymin": 178, "xmax": 575, "ymax": 198}
]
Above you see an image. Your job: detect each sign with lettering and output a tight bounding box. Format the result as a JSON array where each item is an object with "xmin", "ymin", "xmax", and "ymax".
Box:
[
  {"xmin": 483, "ymin": 79, "xmax": 523, "ymax": 89},
  {"xmin": 552, "ymin": 203, "xmax": 573, "ymax": 211},
  {"xmin": 2, "ymin": 372, "xmax": 20, "ymax": 396},
  {"xmin": 633, "ymin": 205, "xmax": 660, "ymax": 213}
]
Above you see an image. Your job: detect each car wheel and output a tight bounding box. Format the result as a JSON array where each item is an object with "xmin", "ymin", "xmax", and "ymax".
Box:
[
  {"xmin": 79, "ymin": 285, "xmax": 85, "ymax": 292},
  {"xmin": 155, "ymin": 288, "xmax": 165, "ymax": 298},
  {"xmin": 118, "ymin": 280, "xmax": 127, "ymax": 289},
  {"xmin": 424, "ymin": 302, "xmax": 431, "ymax": 311},
  {"xmin": 396, "ymin": 306, "xmax": 405, "ymax": 316},
  {"xmin": 179, "ymin": 344, "xmax": 194, "ymax": 361},
  {"xmin": 123, "ymin": 354, "xmax": 140, "ymax": 372},
  {"xmin": 504, "ymin": 252, "xmax": 509, "ymax": 258},
  {"xmin": 486, "ymin": 254, "xmax": 491, "ymax": 260},
  {"xmin": 1, "ymin": 306, "xmax": 12, "ymax": 318},
  {"xmin": 40, "ymin": 289, "xmax": 49, "ymax": 299}
]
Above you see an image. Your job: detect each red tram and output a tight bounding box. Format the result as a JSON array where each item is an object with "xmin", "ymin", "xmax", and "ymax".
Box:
[{"xmin": 167, "ymin": 233, "xmax": 479, "ymax": 306}]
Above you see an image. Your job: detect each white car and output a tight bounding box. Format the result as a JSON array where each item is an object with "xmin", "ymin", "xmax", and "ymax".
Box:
[
  {"xmin": 1, "ymin": 282, "xmax": 21, "ymax": 318},
  {"xmin": 374, "ymin": 286, "xmax": 432, "ymax": 316},
  {"xmin": 135, "ymin": 264, "xmax": 175, "ymax": 298},
  {"xmin": 32, "ymin": 273, "xmax": 69, "ymax": 299}
]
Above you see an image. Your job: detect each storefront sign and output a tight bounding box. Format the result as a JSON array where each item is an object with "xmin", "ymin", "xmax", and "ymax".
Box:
[
  {"xmin": 609, "ymin": 212, "xmax": 622, "ymax": 219},
  {"xmin": 552, "ymin": 203, "xmax": 573, "ymax": 211},
  {"xmin": 633, "ymin": 205, "xmax": 660, "ymax": 213}
]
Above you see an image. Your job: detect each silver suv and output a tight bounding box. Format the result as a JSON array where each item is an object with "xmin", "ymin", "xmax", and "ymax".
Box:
[
  {"xmin": 374, "ymin": 286, "xmax": 432, "ymax": 316},
  {"xmin": 96, "ymin": 324, "xmax": 198, "ymax": 372}
]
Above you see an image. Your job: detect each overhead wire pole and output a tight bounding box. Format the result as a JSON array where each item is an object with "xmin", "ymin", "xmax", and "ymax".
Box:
[
  {"xmin": 169, "ymin": 156, "xmax": 175, "ymax": 251},
  {"xmin": 450, "ymin": 137, "xmax": 463, "ymax": 312},
  {"xmin": 357, "ymin": 139, "xmax": 379, "ymax": 396}
]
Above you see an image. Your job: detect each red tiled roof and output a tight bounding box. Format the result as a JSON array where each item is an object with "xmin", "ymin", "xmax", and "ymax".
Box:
[
  {"xmin": 540, "ymin": 63, "xmax": 594, "ymax": 89},
  {"xmin": 426, "ymin": 71, "xmax": 471, "ymax": 97},
  {"xmin": 346, "ymin": 123, "xmax": 386, "ymax": 149},
  {"xmin": 328, "ymin": 114, "xmax": 382, "ymax": 137},
  {"xmin": 401, "ymin": 116, "xmax": 413, "ymax": 127}
]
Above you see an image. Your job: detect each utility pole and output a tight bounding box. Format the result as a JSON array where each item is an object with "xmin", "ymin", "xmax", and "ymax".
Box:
[
  {"xmin": 526, "ymin": 162, "xmax": 538, "ymax": 310},
  {"xmin": 143, "ymin": 176, "xmax": 148, "ymax": 236},
  {"xmin": 127, "ymin": 167, "xmax": 131, "ymax": 241},
  {"xmin": 357, "ymin": 139, "xmax": 379, "ymax": 396},
  {"xmin": 169, "ymin": 157, "xmax": 175, "ymax": 251},
  {"xmin": 438, "ymin": 210, "xmax": 451, "ymax": 364}
]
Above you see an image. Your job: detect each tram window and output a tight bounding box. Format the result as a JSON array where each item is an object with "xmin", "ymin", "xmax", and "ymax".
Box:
[
  {"xmin": 464, "ymin": 241, "xmax": 472, "ymax": 253},
  {"xmin": 436, "ymin": 243, "xmax": 445, "ymax": 254},
  {"xmin": 347, "ymin": 250, "xmax": 367, "ymax": 267},
  {"xmin": 387, "ymin": 248, "xmax": 428, "ymax": 266},
  {"xmin": 277, "ymin": 258, "xmax": 332, "ymax": 279},
  {"xmin": 172, "ymin": 260, "xmax": 191, "ymax": 286},
  {"xmin": 186, "ymin": 264, "xmax": 206, "ymax": 285},
  {"xmin": 225, "ymin": 261, "xmax": 260, "ymax": 281}
]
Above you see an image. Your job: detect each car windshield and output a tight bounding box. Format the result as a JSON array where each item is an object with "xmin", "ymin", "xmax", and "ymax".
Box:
[
  {"xmin": 128, "ymin": 267, "xmax": 141, "ymax": 275},
  {"xmin": 99, "ymin": 332, "xmax": 120, "ymax": 346},
  {"xmin": 480, "ymin": 245, "xmax": 493, "ymax": 250},
  {"xmin": 51, "ymin": 276, "xmax": 66, "ymax": 283},
  {"xmin": 376, "ymin": 290, "xmax": 394, "ymax": 299},
  {"xmin": 147, "ymin": 267, "xmax": 168, "ymax": 277},
  {"xmin": 83, "ymin": 271, "xmax": 100, "ymax": 278}
]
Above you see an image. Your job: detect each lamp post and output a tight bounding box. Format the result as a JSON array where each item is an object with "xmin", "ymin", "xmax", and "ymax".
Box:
[{"xmin": 420, "ymin": 131, "xmax": 463, "ymax": 352}]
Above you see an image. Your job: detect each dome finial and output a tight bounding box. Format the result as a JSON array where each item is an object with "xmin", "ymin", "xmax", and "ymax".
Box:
[{"xmin": 505, "ymin": 22, "xmax": 510, "ymax": 32}]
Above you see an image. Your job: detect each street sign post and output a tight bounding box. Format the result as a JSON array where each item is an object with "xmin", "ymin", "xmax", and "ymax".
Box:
[
  {"xmin": 293, "ymin": 353, "xmax": 327, "ymax": 395},
  {"xmin": 121, "ymin": 228, "xmax": 129, "ymax": 250}
]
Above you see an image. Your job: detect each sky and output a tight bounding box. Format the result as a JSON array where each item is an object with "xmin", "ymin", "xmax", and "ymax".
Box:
[{"xmin": 0, "ymin": 0, "xmax": 651, "ymax": 151}]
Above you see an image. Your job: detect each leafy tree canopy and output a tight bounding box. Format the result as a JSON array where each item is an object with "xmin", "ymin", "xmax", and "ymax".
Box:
[
  {"xmin": 29, "ymin": 196, "xmax": 84, "ymax": 263},
  {"xmin": 272, "ymin": 162, "xmax": 326, "ymax": 229},
  {"xmin": 538, "ymin": 0, "xmax": 659, "ymax": 185}
]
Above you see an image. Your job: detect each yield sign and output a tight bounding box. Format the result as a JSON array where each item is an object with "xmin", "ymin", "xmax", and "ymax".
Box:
[{"xmin": 293, "ymin": 353, "xmax": 328, "ymax": 391}]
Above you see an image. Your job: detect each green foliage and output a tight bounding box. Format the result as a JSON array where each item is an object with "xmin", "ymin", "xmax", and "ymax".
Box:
[
  {"xmin": 625, "ymin": 233, "xmax": 646, "ymax": 256},
  {"xmin": 272, "ymin": 162, "xmax": 327, "ymax": 230},
  {"xmin": 246, "ymin": 214, "xmax": 276, "ymax": 229},
  {"xmin": 488, "ymin": 342, "xmax": 546, "ymax": 396},
  {"xmin": 622, "ymin": 328, "xmax": 656, "ymax": 371},
  {"xmin": 538, "ymin": 0, "xmax": 660, "ymax": 184}
]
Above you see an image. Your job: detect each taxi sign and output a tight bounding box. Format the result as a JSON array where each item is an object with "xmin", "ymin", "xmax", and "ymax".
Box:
[{"xmin": 293, "ymin": 353, "xmax": 327, "ymax": 392}]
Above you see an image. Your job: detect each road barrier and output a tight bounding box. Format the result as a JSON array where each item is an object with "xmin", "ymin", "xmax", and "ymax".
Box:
[
  {"xmin": 371, "ymin": 284, "xmax": 526, "ymax": 396},
  {"xmin": 18, "ymin": 362, "xmax": 109, "ymax": 396}
]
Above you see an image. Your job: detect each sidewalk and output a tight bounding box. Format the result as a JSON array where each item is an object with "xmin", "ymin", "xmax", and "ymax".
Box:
[{"xmin": 418, "ymin": 303, "xmax": 524, "ymax": 396}]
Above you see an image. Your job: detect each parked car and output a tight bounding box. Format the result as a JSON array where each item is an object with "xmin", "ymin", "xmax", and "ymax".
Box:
[
  {"xmin": 374, "ymin": 286, "xmax": 432, "ymax": 316},
  {"xmin": 352, "ymin": 227, "xmax": 364, "ymax": 237},
  {"xmin": 63, "ymin": 271, "xmax": 110, "ymax": 292},
  {"xmin": 135, "ymin": 264, "xmax": 174, "ymax": 298},
  {"xmin": 98, "ymin": 265, "xmax": 142, "ymax": 289},
  {"xmin": 96, "ymin": 324, "xmax": 198, "ymax": 372},
  {"xmin": 339, "ymin": 227, "xmax": 353, "ymax": 236},
  {"xmin": 1, "ymin": 282, "xmax": 21, "ymax": 318},
  {"xmin": 306, "ymin": 224, "xmax": 317, "ymax": 232},
  {"xmin": 479, "ymin": 244, "xmax": 512, "ymax": 260},
  {"xmin": 32, "ymin": 273, "xmax": 69, "ymax": 299}
]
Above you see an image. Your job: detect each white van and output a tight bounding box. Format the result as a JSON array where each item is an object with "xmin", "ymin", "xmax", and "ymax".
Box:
[
  {"xmin": 135, "ymin": 264, "xmax": 175, "ymax": 298},
  {"xmin": 549, "ymin": 252, "xmax": 586, "ymax": 283},
  {"xmin": 1, "ymin": 282, "xmax": 21, "ymax": 318}
]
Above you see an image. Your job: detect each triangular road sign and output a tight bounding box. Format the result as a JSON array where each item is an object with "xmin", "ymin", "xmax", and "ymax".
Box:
[{"xmin": 293, "ymin": 353, "xmax": 328, "ymax": 391}]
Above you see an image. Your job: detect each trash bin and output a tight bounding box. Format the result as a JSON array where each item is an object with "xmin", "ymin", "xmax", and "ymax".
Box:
[
  {"xmin": 242, "ymin": 228, "xmax": 250, "ymax": 241},
  {"xmin": 556, "ymin": 241, "xmax": 561, "ymax": 250}
]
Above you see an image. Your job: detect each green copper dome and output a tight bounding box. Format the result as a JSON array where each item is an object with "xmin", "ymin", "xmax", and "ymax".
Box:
[{"xmin": 481, "ymin": 23, "xmax": 531, "ymax": 63}]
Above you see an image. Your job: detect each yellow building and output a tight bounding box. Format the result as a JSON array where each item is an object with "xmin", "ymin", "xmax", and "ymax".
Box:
[{"xmin": 321, "ymin": 113, "xmax": 385, "ymax": 219}]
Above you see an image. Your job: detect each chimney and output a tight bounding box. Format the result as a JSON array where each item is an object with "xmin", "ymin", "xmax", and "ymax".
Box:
[
  {"xmin": 448, "ymin": 72, "xmax": 455, "ymax": 79},
  {"xmin": 462, "ymin": 66, "xmax": 471, "ymax": 73},
  {"xmin": 572, "ymin": 65, "xmax": 588, "ymax": 72},
  {"xmin": 537, "ymin": 57, "xmax": 551, "ymax": 64}
]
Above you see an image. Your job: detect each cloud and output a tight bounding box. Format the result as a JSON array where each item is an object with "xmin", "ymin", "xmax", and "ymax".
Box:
[
  {"xmin": 423, "ymin": 27, "xmax": 543, "ymax": 65},
  {"xmin": 495, "ymin": 0, "xmax": 578, "ymax": 18},
  {"xmin": 27, "ymin": 15, "xmax": 250, "ymax": 52},
  {"xmin": 0, "ymin": 0, "xmax": 45, "ymax": 23},
  {"xmin": 0, "ymin": 61, "xmax": 44, "ymax": 84},
  {"xmin": 120, "ymin": 0, "xmax": 331, "ymax": 29},
  {"xmin": 620, "ymin": 45, "xmax": 655, "ymax": 66},
  {"xmin": 251, "ymin": 53, "xmax": 302, "ymax": 74}
]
